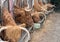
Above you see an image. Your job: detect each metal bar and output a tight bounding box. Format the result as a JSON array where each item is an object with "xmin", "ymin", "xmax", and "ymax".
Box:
[
  {"xmin": 19, "ymin": 27, "xmax": 32, "ymax": 42},
  {"xmin": 8, "ymin": 0, "xmax": 14, "ymax": 16}
]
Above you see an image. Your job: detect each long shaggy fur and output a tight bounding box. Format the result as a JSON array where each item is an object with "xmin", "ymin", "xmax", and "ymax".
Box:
[
  {"xmin": 14, "ymin": 6, "xmax": 34, "ymax": 27},
  {"xmin": 2, "ymin": 8, "xmax": 16, "ymax": 26},
  {"xmin": 1, "ymin": 7, "xmax": 21, "ymax": 42}
]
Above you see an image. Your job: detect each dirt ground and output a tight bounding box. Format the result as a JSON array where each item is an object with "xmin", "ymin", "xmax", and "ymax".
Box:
[{"xmin": 30, "ymin": 12, "xmax": 60, "ymax": 42}]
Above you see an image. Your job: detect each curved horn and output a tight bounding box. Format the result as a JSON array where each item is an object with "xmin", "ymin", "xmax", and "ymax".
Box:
[
  {"xmin": 38, "ymin": 12, "xmax": 46, "ymax": 20},
  {"xmin": 38, "ymin": 12, "xmax": 46, "ymax": 23},
  {"xmin": 0, "ymin": 26, "xmax": 8, "ymax": 42},
  {"xmin": 24, "ymin": 7, "xmax": 32, "ymax": 11},
  {"xmin": 18, "ymin": 26, "xmax": 30, "ymax": 42},
  {"xmin": 0, "ymin": 26, "xmax": 8, "ymax": 32}
]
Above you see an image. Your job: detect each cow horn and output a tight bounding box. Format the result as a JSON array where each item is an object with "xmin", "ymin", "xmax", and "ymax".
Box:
[{"xmin": 18, "ymin": 26, "xmax": 30, "ymax": 42}]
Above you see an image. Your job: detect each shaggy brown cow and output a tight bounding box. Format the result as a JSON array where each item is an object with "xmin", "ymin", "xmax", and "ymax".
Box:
[
  {"xmin": 14, "ymin": 6, "xmax": 34, "ymax": 28},
  {"xmin": 34, "ymin": 0, "xmax": 47, "ymax": 12},
  {"xmin": 1, "ymin": 7, "xmax": 21, "ymax": 42}
]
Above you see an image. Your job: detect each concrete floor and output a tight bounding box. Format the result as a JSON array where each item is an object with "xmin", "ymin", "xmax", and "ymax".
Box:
[{"xmin": 30, "ymin": 12, "xmax": 60, "ymax": 42}]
